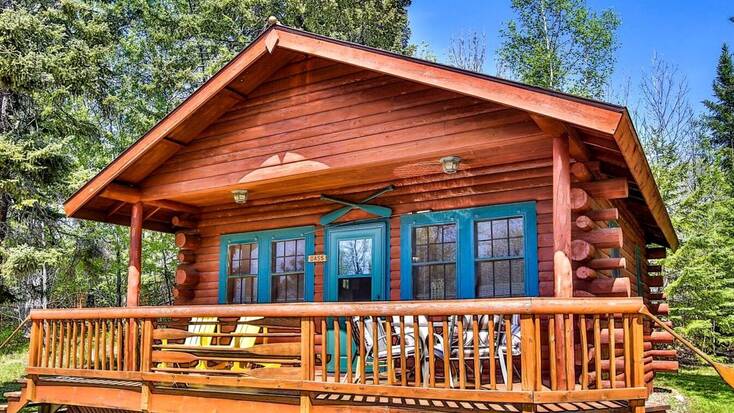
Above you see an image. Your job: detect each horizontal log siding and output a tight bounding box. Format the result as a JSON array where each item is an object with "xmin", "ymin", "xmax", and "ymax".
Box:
[{"xmin": 146, "ymin": 57, "xmax": 554, "ymax": 305}]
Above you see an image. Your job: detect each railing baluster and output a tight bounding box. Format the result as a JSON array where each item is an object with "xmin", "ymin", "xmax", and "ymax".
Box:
[
  {"xmin": 133, "ymin": 319, "xmax": 140, "ymax": 371},
  {"xmin": 86, "ymin": 321, "xmax": 93, "ymax": 370},
  {"xmin": 457, "ymin": 316, "xmax": 465, "ymax": 389},
  {"xmin": 609, "ymin": 315, "xmax": 616, "ymax": 388},
  {"xmin": 472, "ymin": 315, "xmax": 480, "ymax": 390},
  {"xmin": 564, "ymin": 314, "xmax": 574, "ymax": 390},
  {"xmin": 117, "ymin": 320, "xmax": 123, "ymax": 371},
  {"xmin": 321, "ymin": 318, "xmax": 327, "ymax": 382},
  {"xmin": 101, "ymin": 319, "xmax": 108, "ymax": 370},
  {"xmin": 71, "ymin": 321, "xmax": 78, "ymax": 369},
  {"xmin": 107, "ymin": 320, "xmax": 113, "ymax": 370},
  {"xmin": 333, "ymin": 317, "xmax": 340, "ymax": 382},
  {"xmin": 372, "ymin": 316, "xmax": 379, "ymax": 384},
  {"xmin": 58, "ymin": 321, "xmax": 66, "ymax": 369},
  {"xmin": 42, "ymin": 321, "xmax": 50, "ymax": 368},
  {"xmin": 442, "ymin": 317, "xmax": 450, "ymax": 389},
  {"xmin": 623, "ymin": 315, "xmax": 631, "ymax": 388},
  {"xmin": 548, "ymin": 316, "xmax": 556, "ymax": 391},
  {"xmin": 428, "ymin": 317, "xmax": 435, "ymax": 387},
  {"xmin": 50, "ymin": 321, "xmax": 58, "ymax": 368},
  {"xmin": 346, "ymin": 318, "xmax": 353, "ymax": 383},
  {"xmin": 413, "ymin": 315, "xmax": 421, "ymax": 387},
  {"xmin": 78, "ymin": 321, "xmax": 86, "ymax": 370},
  {"xmin": 488, "ymin": 315, "xmax": 496, "ymax": 390},
  {"xmin": 593, "ymin": 315, "xmax": 602, "ymax": 389},
  {"xmin": 359, "ymin": 317, "xmax": 366, "ymax": 385},
  {"xmin": 399, "ymin": 316, "xmax": 407, "ymax": 386},
  {"xmin": 580, "ymin": 315, "xmax": 589, "ymax": 390},
  {"xmin": 94, "ymin": 320, "xmax": 100, "ymax": 370},
  {"xmin": 534, "ymin": 315, "xmax": 542, "ymax": 391},
  {"xmin": 385, "ymin": 316, "xmax": 393, "ymax": 385},
  {"xmin": 505, "ymin": 316, "xmax": 512, "ymax": 391}
]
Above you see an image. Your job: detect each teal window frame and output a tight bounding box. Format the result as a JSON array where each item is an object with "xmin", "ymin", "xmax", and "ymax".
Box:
[
  {"xmin": 219, "ymin": 226, "xmax": 315, "ymax": 304},
  {"xmin": 400, "ymin": 202, "xmax": 538, "ymax": 299}
]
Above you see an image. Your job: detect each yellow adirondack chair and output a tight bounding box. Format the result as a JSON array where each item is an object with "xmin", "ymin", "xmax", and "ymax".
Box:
[
  {"xmin": 159, "ymin": 316, "xmax": 218, "ymax": 370},
  {"xmin": 230, "ymin": 316, "xmax": 262, "ymax": 372}
]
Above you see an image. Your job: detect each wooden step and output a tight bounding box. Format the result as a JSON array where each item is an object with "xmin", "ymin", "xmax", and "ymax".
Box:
[
  {"xmin": 3, "ymin": 392, "xmax": 20, "ymax": 403},
  {"xmin": 0, "ymin": 404, "xmax": 7, "ymax": 413},
  {"xmin": 646, "ymin": 403, "xmax": 671, "ymax": 412}
]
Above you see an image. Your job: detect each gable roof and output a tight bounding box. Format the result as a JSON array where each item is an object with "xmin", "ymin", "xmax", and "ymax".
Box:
[{"xmin": 64, "ymin": 24, "xmax": 678, "ymax": 249}]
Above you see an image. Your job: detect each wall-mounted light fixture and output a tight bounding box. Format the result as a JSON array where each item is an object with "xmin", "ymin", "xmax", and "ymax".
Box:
[
  {"xmin": 440, "ymin": 156, "xmax": 462, "ymax": 174},
  {"xmin": 232, "ymin": 189, "xmax": 249, "ymax": 204}
]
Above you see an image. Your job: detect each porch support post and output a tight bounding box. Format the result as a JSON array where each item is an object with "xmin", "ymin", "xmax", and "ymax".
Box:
[
  {"xmin": 552, "ymin": 133, "xmax": 572, "ymax": 389},
  {"xmin": 126, "ymin": 202, "xmax": 143, "ymax": 307}
]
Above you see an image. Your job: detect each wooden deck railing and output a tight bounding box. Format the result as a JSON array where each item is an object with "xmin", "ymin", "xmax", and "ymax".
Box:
[{"xmin": 25, "ymin": 298, "xmax": 649, "ymax": 407}]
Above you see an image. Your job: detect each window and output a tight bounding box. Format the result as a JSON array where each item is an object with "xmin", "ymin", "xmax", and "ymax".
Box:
[
  {"xmin": 400, "ymin": 202, "xmax": 537, "ymax": 300},
  {"xmin": 220, "ymin": 227, "xmax": 315, "ymax": 304}
]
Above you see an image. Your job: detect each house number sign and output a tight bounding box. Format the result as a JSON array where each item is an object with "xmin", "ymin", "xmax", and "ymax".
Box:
[{"xmin": 308, "ymin": 254, "xmax": 327, "ymax": 263}]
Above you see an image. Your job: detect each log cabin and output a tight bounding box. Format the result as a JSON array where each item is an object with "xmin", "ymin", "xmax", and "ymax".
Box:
[{"xmin": 7, "ymin": 22, "xmax": 682, "ymax": 413}]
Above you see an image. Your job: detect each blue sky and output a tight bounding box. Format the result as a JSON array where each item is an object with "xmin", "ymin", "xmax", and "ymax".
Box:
[{"xmin": 408, "ymin": 1, "xmax": 734, "ymax": 111}]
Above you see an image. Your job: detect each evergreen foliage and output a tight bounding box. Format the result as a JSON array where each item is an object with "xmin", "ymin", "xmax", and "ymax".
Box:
[
  {"xmin": 0, "ymin": 0, "xmax": 413, "ymax": 320},
  {"xmin": 703, "ymin": 44, "xmax": 734, "ymax": 156}
]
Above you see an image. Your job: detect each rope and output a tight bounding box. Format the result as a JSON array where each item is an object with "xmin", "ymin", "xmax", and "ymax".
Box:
[{"xmin": 0, "ymin": 316, "xmax": 30, "ymax": 352}]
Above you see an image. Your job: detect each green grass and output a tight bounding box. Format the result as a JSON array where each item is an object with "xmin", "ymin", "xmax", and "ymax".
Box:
[
  {"xmin": 0, "ymin": 345, "xmax": 27, "ymax": 403},
  {"xmin": 654, "ymin": 366, "xmax": 734, "ymax": 413}
]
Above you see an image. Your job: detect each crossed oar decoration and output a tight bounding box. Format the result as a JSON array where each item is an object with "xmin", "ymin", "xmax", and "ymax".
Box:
[{"xmin": 319, "ymin": 185, "xmax": 395, "ymax": 225}]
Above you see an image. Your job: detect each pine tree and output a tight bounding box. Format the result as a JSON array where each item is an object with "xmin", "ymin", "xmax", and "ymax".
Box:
[{"xmin": 703, "ymin": 44, "xmax": 734, "ymax": 155}]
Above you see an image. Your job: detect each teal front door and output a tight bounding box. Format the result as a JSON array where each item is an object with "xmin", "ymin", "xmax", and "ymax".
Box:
[{"xmin": 325, "ymin": 222, "xmax": 388, "ymax": 373}]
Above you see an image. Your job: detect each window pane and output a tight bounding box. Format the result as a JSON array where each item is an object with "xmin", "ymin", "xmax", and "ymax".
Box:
[
  {"xmin": 444, "ymin": 264, "xmax": 457, "ymax": 299},
  {"xmin": 338, "ymin": 277, "xmax": 372, "ymax": 302},
  {"xmin": 413, "ymin": 266, "xmax": 430, "ymax": 300},
  {"xmin": 492, "ymin": 219, "xmax": 508, "ymax": 238},
  {"xmin": 492, "ymin": 239, "xmax": 509, "ymax": 257},
  {"xmin": 509, "ymin": 237, "xmax": 524, "ymax": 256},
  {"xmin": 509, "ymin": 218, "xmax": 524, "ymax": 237},
  {"xmin": 511, "ymin": 259, "xmax": 525, "ymax": 296},
  {"xmin": 338, "ymin": 238, "xmax": 372, "ymax": 275},
  {"xmin": 476, "ymin": 261, "xmax": 494, "ymax": 298},
  {"xmin": 228, "ymin": 276, "xmax": 256, "ymax": 304},
  {"xmin": 494, "ymin": 260, "xmax": 511, "ymax": 296}
]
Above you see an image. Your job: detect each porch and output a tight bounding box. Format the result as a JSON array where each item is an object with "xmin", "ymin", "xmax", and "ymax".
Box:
[{"xmin": 14, "ymin": 297, "xmax": 652, "ymax": 413}]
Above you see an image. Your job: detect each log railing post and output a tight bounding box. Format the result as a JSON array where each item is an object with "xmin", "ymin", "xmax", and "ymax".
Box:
[
  {"xmin": 300, "ymin": 317, "xmax": 314, "ymax": 412},
  {"xmin": 126, "ymin": 202, "xmax": 143, "ymax": 371},
  {"xmin": 520, "ymin": 314, "xmax": 537, "ymax": 392},
  {"xmin": 140, "ymin": 318, "xmax": 153, "ymax": 412},
  {"xmin": 27, "ymin": 320, "xmax": 41, "ymax": 400},
  {"xmin": 553, "ymin": 133, "xmax": 573, "ymax": 390},
  {"xmin": 127, "ymin": 202, "xmax": 143, "ymax": 307},
  {"xmin": 628, "ymin": 313, "xmax": 646, "ymax": 412}
]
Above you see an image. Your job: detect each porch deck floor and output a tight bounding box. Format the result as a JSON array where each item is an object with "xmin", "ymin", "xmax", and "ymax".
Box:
[{"xmin": 35, "ymin": 376, "xmax": 635, "ymax": 413}]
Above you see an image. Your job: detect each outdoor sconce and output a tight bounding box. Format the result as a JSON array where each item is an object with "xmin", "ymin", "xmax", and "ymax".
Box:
[
  {"xmin": 440, "ymin": 156, "xmax": 462, "ymax": 174},
  {"xmin": 232, "ymin": 189, "xmax": 249, "ymax": 204}
]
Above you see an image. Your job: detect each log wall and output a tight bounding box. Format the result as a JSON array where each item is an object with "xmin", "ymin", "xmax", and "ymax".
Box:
[{"xmin": 146, "ymin": 57, "xmax": 556, "ymax": 305}]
